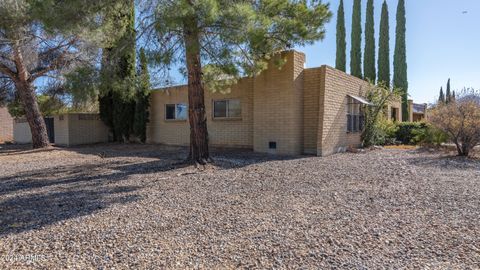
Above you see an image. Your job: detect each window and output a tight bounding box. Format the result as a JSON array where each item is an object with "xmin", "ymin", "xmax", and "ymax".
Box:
[
  {"xmin": 165, "ymin": 104, "xmax": 187, "ymax": 120},
  {"xmin": 347, "ymin": 97, "xmax": 365, "ymax": 133},
  {"xmin": 213, "ymin": 99, "xmax": 241, "ymax": 119}
]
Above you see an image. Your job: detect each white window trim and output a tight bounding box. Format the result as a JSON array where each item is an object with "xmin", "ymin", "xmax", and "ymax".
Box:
[
  {"xmin": 212, "ymin": 99, "xmax": 242, "ymax": 119},
  {"xmin": 165, "ymin": 103, "xmax": 188, "ymax": 121}
]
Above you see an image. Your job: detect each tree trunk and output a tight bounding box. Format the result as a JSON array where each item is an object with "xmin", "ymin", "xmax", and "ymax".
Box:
[
  {"xmin": 13, "ymin": 44, "xmax": 50, "ymax": 149},
  {"xmin": 184, "ymin": 18, "xmax": 210, "ymax": 164}
]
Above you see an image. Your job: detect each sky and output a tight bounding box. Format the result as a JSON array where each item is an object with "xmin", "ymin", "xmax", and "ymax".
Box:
[{"xmin": 297, "ymin": 0, "xmax": 480, "ymax": 104}]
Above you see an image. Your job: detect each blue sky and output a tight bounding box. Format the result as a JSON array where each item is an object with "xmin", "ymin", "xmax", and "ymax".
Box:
[{"xmin": 298, "ymin": 0, "xmax": 480, "ymax": 104}]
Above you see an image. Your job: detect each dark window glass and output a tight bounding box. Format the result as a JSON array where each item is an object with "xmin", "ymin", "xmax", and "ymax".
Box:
[
  {"xmin": 214, "ymin": 100, "xmax": 227, "ymax": 118},
  {"xmin": 165, "ymin": 104, "xmax": 176, "ymax": 120},
  {"xmin": 347, "ymin": 115, "xmax": 353, "ymax": 132}
]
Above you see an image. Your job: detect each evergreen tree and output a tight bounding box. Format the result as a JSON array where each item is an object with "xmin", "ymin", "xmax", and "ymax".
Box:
[
  {"xmin": 99, "ymin": 0, "xmax": 136, "ymax": 142},
  {"xmin": 438, "ymin": 87, "xmax": 445, "ymax": 104},
  {"xmin": 452, "ymin": 90, "xmax": 456, "ymax": 102},
  {"xmin": 0, "ymin": 1, "xmax": 116, "ymax": 148},
  {"xmin": 350, "ymin": 0, "xmax": 363, "ymax": 78},
  {"xmin": 336, "ymin": 0, "xmax": 347, "ymax": 72},
  {"xmin": 445, "ymin": 78, "xmax": 451, "ymax": 103},
  {"xmin": 364, "ymin": 0, "xmax": 376, "ymax": 83},
  {"xmin": 149, "ymin": 0, "xmax": 331, "ymax": 163},
  {"xmin": 378, "ymin": 0, "xmax": 390, "ymax": 88},
  {"xmin": 393, "ymin": 0, "xmax": 408, "ymax": 121},
  {"xmin": 133, "ymin": 48, "xmax": 151, "ymax": 143}
]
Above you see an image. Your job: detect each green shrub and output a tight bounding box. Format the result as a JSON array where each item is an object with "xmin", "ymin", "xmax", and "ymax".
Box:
[
  {"xmin": 395, "ymin": 122, "xmax": 427, "ymax": 145},
  {"xmin": 373, "ymin": 118, "xmax": 398, "ymax": 145},
  {"xmin": 411, "ymin": 124, "xmax": 448, "ymax": 146}
]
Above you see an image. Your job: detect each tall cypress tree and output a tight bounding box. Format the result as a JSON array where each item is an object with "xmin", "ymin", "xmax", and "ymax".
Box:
[
  {"xmin": 99, "ymin": 0, "xmax": 136, "ymax": 142},
  {"xmin": 336, "ymin": 0, "xmax": 346, "ymax": 72},
  {"xmin": 133, "ymin": 48, "xmax": 151, "ymax": 143},
  {"xmin": 393, "ymin": 0, "xmax": 408, "ymax": 121},
  {"xmin": 350, "ymin": 0, "xmax": 363, "ymax": 78},
  {"xmin": 445, "ymin": 78, "xmax": 451, "ymax": 103},
  {"xmin": 438, "ymin": 87, "xmax": 445, "ymax": 104},
  {"xmin": 364, "ymin": 0, "xmax": 375, "ymax": 83},
  {"xmin": 378, "ymin": 0, "xmax": 390, "ymax": 87}
]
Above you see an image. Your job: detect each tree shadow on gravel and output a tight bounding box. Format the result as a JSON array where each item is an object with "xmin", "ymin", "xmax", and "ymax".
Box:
[{"xmin": 0, "ymin": 185, "xmax": 141, "ymax": 236}]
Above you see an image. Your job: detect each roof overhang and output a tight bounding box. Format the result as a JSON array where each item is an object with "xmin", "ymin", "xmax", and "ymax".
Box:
[{"xmin": 348, "ymin": 95, "xmax": 374, "ymax": 106}]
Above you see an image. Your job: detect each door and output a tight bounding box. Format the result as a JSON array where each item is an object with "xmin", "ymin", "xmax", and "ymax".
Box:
[{"xmin": 44, "ymin": 117, "xmax": 55, "ymax": 143}]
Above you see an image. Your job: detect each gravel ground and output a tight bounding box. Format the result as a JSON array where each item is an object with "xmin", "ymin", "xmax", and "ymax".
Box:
[{"xmin": 0, "ymin": 143, "xmax": 479, "ymax": 269}]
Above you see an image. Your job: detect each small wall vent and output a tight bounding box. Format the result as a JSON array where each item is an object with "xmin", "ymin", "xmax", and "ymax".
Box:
[{"xmin": 269, "ymin": 141, "xmax": 277, "ymax": 149}]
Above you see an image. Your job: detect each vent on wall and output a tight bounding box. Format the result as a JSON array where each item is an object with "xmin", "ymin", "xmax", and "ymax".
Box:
[{"xmin": 269, "ymin": 141, "xmax": 277, "ymax": 149}]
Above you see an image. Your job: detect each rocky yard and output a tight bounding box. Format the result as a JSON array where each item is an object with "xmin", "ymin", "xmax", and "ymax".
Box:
[{"xmin": 0, "ymin": 144, "xmax": 479, "ymax": 269}]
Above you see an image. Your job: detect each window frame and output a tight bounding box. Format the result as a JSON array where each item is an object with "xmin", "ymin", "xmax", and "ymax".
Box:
[
  {"xmin": 212, "ymin": 99, "xmax": 242, "ymax": 119},
  {"xmin": 164, "ymin": 103, "xmax": 188, "ymax": 121},
  {"xmin": 346, "ymin": 97, "xmax": 365, "ymax": 133}
]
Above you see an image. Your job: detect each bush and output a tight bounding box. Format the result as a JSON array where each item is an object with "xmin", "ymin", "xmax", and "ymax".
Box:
[
  {"xmin": 395, "ymin": 122, "xmax": 427, "ymax": 145},
  {"xmin": 429, "ymin": 89, "xmax": 480, "ymax": 156},
  {"xmin": 371, "ymin": 118, "xmax": 398, "ymax": 146},
  {"xmin": 411, "ymin": 124, "xmax": 448, "ymax": 146}
]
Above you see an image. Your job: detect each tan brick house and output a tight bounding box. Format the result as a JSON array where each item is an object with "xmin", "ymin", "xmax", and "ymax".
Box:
[
  {"xmin": 0, "ymin": 106, "xmax": 14, "ymax": 142},
  {"xmin": 148, "ymin": 50, "xmax": 383, "ymax": 156}
]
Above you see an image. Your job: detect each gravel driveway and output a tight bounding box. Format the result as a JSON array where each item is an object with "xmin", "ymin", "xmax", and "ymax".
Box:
[{"xmin": 0, "ymin": 144, "xmax": 479, "ymax": 269}]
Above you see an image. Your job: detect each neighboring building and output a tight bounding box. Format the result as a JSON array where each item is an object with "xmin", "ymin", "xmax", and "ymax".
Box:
[
  {"xmin": 0, "ymin": 106, "xmax": 14, "ymax": 142},
  {"xmin": 408, "ymin": 100, "xmax": 427, "ymax": 122},
  {"xmin": 148, "ymin": 50, "xmax": 376, "ymax": 156},
  {"xmin": 14, "ymin": 113, "xmax": 109, "ymax": 146}
]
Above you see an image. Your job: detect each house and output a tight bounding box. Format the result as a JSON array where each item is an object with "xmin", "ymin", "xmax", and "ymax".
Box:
[
  {"xmin": 408, "ymin": 100, "xmax": 427, "ymax": 122},
  {"xmin": 147, "ymin": 50, "xmax": 388, "ymax": 156},
  {"xmin": 0, "ymin": 106, "xmax": 14, "ymax": 142}
]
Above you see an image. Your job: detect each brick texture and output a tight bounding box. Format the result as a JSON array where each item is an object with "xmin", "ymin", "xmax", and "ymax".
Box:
[
  {"xmin": 148, "ymin": 77, "xmax": 254, "ymax": 149},
  {"xmin": 0, "ymin": 106, "xmax": 13, "ymax": 142},
  {"xmin": 147, "ymin": 51, "xmax": 373, "ymax": 157}
]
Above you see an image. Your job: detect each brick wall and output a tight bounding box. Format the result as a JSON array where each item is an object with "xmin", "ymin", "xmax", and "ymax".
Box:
[
  {"xmin": 317, "ymin": 66, "xmax": 370, "ymax": 156},
  {"xmin": 303, "ymin": 68, "xmax": 322, "ymax": 155},
  {"xmin": 56, "ymin": 114, "xmax": 109, "ymax": 146},
  {"xmin": 253, "ymin": 51, "xmax": 305, "ymax": 155},
  {"xmin": 148, "ymin": 77, "xmax": 254, "ymax": 148},
  {"xmin": 0, "ymin": 106, "xmax": 13, "ymax": 142},
  {"xmin": 13, "ymin": 119, "xmax": 32, "ymax": 144},
  {"xmin": 146, "ymin": 51, "xmax": 370, "ymax": 157}
]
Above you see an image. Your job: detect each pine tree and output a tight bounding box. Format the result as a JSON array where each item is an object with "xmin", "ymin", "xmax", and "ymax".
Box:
[
  {"xmin": 350, "ymin": 0, "xmax": 363, "ymax": 78},
  {"xmin": 336, "ymin": 0, "xmax": 347, "ymax": 72},
  {"xmin": 438, "ymin": 87, "xmax": 445, "ymax": 104},
  {"xmin": 378, "ymin": 0, "xmax": 390, "ymax": 88},
  {"xmin": 445, "ymin": 78, "xmax": 451, "ymax": 104},
  {"xmin": 99, "ymin": 0, "xmax": 136, "ymax": 142},
  {"xmin": 364, "ymin": 0, "xmax": 376, "ymax": 83},
  {"xmin": 150, "ymin": 0, "xmax": 331, "ymax": 163},
  {"xmin": 393, "ymin": 0, "xmax": 408, "ymax": 121},
  {"xmin": 133, "ymin": 48, "xmax": 151, "ymax": 143}
]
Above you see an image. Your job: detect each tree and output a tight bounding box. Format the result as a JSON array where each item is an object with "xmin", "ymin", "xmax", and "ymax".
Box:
[
  {"xmin": 438, "ymin": 87, "xmax": 445, "ymax": 104},
  {"xmin": 393, "ymin": 0, "xmax": 408, "ymax": 121},
  {"xmin": 147, "ymin": 0, "xmax": 331, "ymax": 164},
  {"xmin": 364, "ymin": 0, "xmax": 376, "ymax": 83},
  {"xmin": 99, "ymin": 0, "xmax": 137, "ymax": 142},
  {"xmin": 362, "ymin": 83, "xmax": 401, "ymax": 147},
  {"xmin": 0, "ymin": 1, "xmax": 114, "ymax": 148},
  {"xmin": 429, "ymin": 89, "xmax": 480, "ymax": 157},
  {"xmin": 445, "ymin": 78, "xmax": 452, "ymax": 103},
  {"xmin": 133, "ymin": 48, "xmax": 151, "ymax": 143},
  {"xmin": 377, "ymin": 0, "xmax": 390, "ymax": 88},
  {"xmin": 336, "ymin": 0, "xmax": 347, "ymax": 72},
  {"xmin": 350, "ymin": 0, "xmax": 363, "ymax": 78}
]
